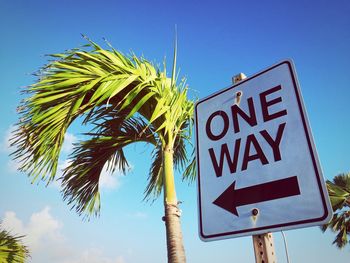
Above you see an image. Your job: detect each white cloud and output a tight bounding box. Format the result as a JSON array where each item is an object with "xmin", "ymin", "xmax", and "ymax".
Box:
[
  {"xmin": 2, "ymin": 208, "xmax": 127, "ymax": 263},
  {"xmin": 99, "ymin": 165, "xmax": 122, "ymax": 190},
  {"xmin": 62, "ymin": 248, "xmax": 126, "ymax": 263},
  {"xmin": 2, "ymin": 206, "xmax": 64, "ymax": 251},
  {"xmin": 99, "ymin": 161, "xmax": 134, "ymax": 191},
  {"xmin": 126, "ymin": 212, "xmax": 148, "ymax": 219},
  {"xmin": 62, "ymin": 132, "xmax": 78, "ymax": 154},
  {"xmin": 116, "ymin": 256, "xmax": 126, "ymax": 263},
  {"xmin": 27, "ymin": 207, "xmax": 64, "ymax": 248},
  {"xmin": 2, "ymin": 211, "xmax": 24, "ymax": 233},
  {"xmin": 100, "ymin": 162, "xmax": 133, "ymax": 191},
  {"xmin": 133, "ymin": 212, "xmax": 147, "ymax": 219}
]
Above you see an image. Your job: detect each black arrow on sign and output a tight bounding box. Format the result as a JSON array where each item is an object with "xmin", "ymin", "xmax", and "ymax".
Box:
[{"xmin": 213, "ymin": 176, "xmax": 301, "ymax": 216}]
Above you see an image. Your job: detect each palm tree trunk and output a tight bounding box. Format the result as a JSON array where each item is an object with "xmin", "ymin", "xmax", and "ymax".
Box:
[{"xmin": 163, "ymin": 145, "xmax": 186, "ymax": 263}]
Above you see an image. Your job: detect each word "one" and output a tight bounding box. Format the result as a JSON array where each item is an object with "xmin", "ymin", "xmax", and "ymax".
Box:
[{"xmin": 205, "ymin": 85, "xmax": 287, "ymax": 177}]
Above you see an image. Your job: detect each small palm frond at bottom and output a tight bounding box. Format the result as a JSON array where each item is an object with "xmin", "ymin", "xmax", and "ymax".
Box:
[
  {"xmin": 0, "ymin": 225, "xmax": 30, "ymax": 263},
  {"xmin": 322, "ymin": 211, "xmax": 350, "ymax": 248},
  {"xmin": 333, "ymin": 173, "xmax": 350, "ymax": 192},
  {"xmin": 321, "ymin": 173, "xmax": 350, "ymax": 248}
]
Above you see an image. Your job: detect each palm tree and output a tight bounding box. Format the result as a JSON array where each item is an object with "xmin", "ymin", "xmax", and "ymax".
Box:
[
  {"xmin": 11, "ymin": 36, "xmax": 195, "ymax": 262},
  {"xmin": 0, "ymin": 224, "xmax": 29, "ymax": 262},
  {"xmin": 321, "ymin": 173, "xmax": 350, "ymax": 248}
]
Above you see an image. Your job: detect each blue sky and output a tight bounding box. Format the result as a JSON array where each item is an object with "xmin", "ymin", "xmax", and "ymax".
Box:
[{"xmin": 0, "ymin": 0, "xmax": 349, "ymax": 262}]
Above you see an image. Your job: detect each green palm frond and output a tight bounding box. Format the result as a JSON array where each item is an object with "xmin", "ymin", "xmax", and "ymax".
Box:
[
  {"xmin": 173, "ymin": 132, "xmax": 188, "ymax": 171},
  {"xmin": 144, "ymin": 146, "xmax": 164, "ymax": 201},
  {"xmin": 11, "ymin": 38, "xmax": 159, "ymax": 185},
  {"xmin": 322, "ymin": 211, "xmax": 350, "ymax": 248},
  {"xmin": 322, "ymin": 173, "xmax": 350, "ymax": 248},
  {"xmin": 12, "ymin": 36, "xmax": 194, "ymax": 183},
  {"xmin": 0, "ymin": 225, "xmax": 30, "ymax": 263},
  {"xmin": 333, "ymin": 173, "xmax": 350, "ymax": 192},
  {"xmin": 182, "ymin": 154, "xmax": 196, "ymax": 183},
  {"xmin": 327, "ymin": 173, "xmax": 350, "ymax": 211},
  {"xmin": 61, "ymin": 115, "xmax": 156, "ymax": 216}
]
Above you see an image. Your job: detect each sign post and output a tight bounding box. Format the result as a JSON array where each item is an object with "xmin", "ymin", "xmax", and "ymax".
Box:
[
  {"xmin": 233, "ymin": 73, "xmax": 277, "ymax": 263},
  {"xmin": 195, "ymin": 60, "xmax": 332, "ymax": 247}
]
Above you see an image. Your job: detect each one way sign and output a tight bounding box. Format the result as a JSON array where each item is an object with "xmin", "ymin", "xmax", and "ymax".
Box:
[{"xmin": 195, "ymin": 60, "xmax": 332, "ymax": 241}]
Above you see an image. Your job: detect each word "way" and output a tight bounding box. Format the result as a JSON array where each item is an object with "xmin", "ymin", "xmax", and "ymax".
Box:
[{"xmin": 205, "ymin": 85, "xmax": 287, "ymax": 177}]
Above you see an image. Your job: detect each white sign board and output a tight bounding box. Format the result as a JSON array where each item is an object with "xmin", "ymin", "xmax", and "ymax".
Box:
[{"xmin": 195, "ymin": 60, "xmax": 332, "ymax": 241}]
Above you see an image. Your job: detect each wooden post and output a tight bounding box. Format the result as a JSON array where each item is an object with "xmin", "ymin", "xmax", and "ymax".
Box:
[
  {"xmin": 233, "ymin": 73, "xmax": 277, "ymax": 263},
  {"xmin": 252, "ymin": 233, "xmax": 277, "ymax": 263}
]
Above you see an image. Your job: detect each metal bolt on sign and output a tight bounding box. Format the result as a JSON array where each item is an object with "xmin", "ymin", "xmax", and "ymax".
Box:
[{"xmin": 233, "ymin": 73, "xmax": 277, "ymax": 263}]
